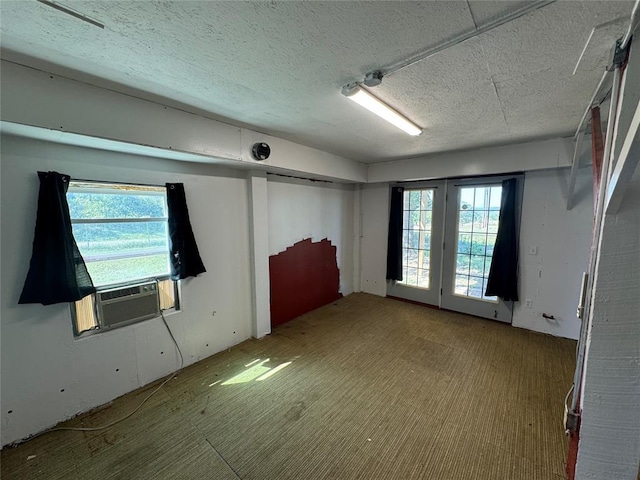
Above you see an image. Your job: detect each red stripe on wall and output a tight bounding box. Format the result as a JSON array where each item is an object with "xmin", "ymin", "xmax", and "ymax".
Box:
[
  {"xmin": 269, "ymin": 238, "xmax": 342, "ymax": 328},
  {"xmin": 591, "ymin": 106, "xmax": 605, "ymax": 211}
]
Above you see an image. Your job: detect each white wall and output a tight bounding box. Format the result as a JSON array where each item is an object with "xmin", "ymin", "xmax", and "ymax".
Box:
[
  {"xmin": 576, "ymin": 164, "xmax": 640, "ymax": 480},
  {"xmin": 359, "ymin": 183, "xmax": 389, "ymax": 297},
  {"xmin": 358, "ymin": 167, "xmax": 594, "ymax": 340},
  {"xmin": 368, "ymin": 138, "xmax": 573, "ymax": 183},
  {"xmin": 267, "ymin": 176, "xmax": 355, "ymax": 296},
  {"xmin": 576, "ymin": 41, "xmax": 640, "ymax": 480},
  {"xmin": 513, "ymin": 167, "xmax": 594, "ymax": 339},
  {"xmin": 1, "ymin": 60, "xmax": 367, "ymax": 183},
  {"xmin": 0, "ymin": 135, "xmax": 253, "ymax": 446}
]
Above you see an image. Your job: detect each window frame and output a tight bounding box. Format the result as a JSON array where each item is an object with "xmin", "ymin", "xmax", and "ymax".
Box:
[{"xmin": 67, "ymin": 180, "xmax": 181, "ymax": 337}]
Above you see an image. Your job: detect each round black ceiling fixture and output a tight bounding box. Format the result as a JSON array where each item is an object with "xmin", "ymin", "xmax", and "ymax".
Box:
[{"xmin": 252, "ymin": 142, "xmax": 271, "ymax": 161}]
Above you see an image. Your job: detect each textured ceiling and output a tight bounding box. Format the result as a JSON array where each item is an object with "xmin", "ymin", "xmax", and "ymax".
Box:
[{"xmin": 0, "ymin": 1, "xmax": 634, "ymax": 163}]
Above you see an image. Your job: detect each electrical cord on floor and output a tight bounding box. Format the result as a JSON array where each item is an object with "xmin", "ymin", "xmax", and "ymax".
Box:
[
  {"xmin": 564, "ymin": 384, "xmax": 574, "ymax": 411},
  {"xmin": 160, "ymin": 310, "xmax": 184, "ymax": 369},
  {"xmin": 30, "ymin": 310, "xmax": 184, "ymax": 438}
]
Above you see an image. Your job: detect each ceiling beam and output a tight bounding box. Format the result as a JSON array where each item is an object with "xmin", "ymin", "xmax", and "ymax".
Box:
[
  {"xmin": 367, "ymin": 137, "xmax": 573, "ymax": 183},
  {"xmin": 0, "ymin": 60, "xmax": 367, "ymax": 183}
]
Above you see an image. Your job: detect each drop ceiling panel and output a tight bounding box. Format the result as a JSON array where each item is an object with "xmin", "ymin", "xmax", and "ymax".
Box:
[
  {"xmin": 480, "ymin": 1, "xmax": 632, "ymax": 81},
  {"xmin": 357, "ymin": 37, "xmax": 513, "ymax": 159},
  {"xmin": 494, "ymin": 69, "xmax": 601, "ymax": 140},
  {"xmin": 466, "ymin": 1, "xmax": 534, "ymax": 26}
]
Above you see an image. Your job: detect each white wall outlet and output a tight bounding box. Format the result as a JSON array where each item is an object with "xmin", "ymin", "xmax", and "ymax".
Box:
[
  {"xmin": 528, "ymin": 246, "xmax": 538, "ymax": 255},
  {"xmin": 524, "ymin": 299, "xmax": 533, "ymax": 308}
]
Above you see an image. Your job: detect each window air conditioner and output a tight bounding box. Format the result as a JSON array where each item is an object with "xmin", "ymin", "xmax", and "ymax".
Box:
[{"xmin": 96, "ymin": 281, "xmax": 160, "ymax": 329}]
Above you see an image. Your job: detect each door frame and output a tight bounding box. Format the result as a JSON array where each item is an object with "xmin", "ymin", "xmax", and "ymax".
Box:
[
  {"xmin": 440, "ymin": 175, "xmax": 523, "ymax": 323},
  {"xmin": 386, "ymin": 180, "xmax": 445, "ymax": 307},
  {"xmin": 386, "ymin": 174, "xmax": 524, "ymax": 323}
]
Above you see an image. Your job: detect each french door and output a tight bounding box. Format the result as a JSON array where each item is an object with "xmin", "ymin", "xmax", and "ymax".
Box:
[
  {"xmin": 440, "ymin": 179, "xmax": 514, "ymax": 322},
  {"xmin": 387, "ymin": 176, "xmax": 519, "ymax": 323},
  {"xmin": 386, "ymin": 181, "xmax": 444, "ymax": 306}
]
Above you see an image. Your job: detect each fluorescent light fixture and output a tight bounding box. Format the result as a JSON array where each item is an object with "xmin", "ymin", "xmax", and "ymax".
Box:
[{"xmin": 341, "ymin": 84, "xmax": 422, "ymax": 136}]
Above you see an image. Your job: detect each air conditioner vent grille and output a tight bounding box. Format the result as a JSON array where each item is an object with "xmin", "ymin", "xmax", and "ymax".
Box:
[
  {"xmin": 100, "ymin": 285, "xmax": 141, "ymax": 301},
  {"xmin": 96, "ymin": 282, "xmax": 159, "ymax": 329}
]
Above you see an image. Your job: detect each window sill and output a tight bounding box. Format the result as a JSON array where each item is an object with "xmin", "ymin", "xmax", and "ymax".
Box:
[{"xmin": 73, "ymin": 308, "xmax": 182, "ymax": 341}]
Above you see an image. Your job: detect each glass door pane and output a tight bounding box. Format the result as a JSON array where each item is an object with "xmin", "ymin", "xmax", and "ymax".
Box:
[
  {"xmin": 386, "ymin": 176, "xmax": 520, "ymax": 323},
  {"xmin": 387, "ymin": 181, "xmax": 444, "ymax": 306},
  {"xmin": 399, "ymin": 189, "xmax": 433, "ymax": 289},
  {"xmin": 453, "ymin": 185, "xmax": 501, "ymax": 302},
  {"xmin": 441, "ymin": 180, "xmax": 517, "ymax": 323}
]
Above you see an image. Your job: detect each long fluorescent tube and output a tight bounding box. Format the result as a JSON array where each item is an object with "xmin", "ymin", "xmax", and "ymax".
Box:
[{"xmin": 341, "ymin": 84, "xmax": 422, "ymax": 136}]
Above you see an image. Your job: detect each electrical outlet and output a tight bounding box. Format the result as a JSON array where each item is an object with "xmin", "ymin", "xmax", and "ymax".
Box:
[
  {"xmin": 528, "ymin": 246, "xmax": 538, "ymax": 255},
  {"xmin": 565, "ymin": 410, "xmax": 580, "ymax": 432},
  {"xmin": 524, "ymin": 299, "xmax": 533, "ymax": 308}
]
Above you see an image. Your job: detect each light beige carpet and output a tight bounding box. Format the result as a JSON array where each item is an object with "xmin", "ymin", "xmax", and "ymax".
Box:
[{"xmin": 1, "ymin": 293, "xmax": 575, "ymax": 479}]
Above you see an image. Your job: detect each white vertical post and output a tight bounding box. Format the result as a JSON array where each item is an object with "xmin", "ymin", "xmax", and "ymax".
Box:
[
  {"xmin": 352, "ymin": 184, "xmax": 362, "ymax": 293},
  {"xmin": 248, "ymin": 171, "xmax": 271, "ymax": 338}
]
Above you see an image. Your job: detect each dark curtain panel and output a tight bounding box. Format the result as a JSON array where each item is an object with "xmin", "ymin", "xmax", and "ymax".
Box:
[
  {"xmin": 19, "ymin": 171, "xmax": 96, "ymax": 305},
  {"xmin": 485, "ymin": 178, "xmax": 519, "ymax": 301},
  {"xmin": 166, "ymin": 183, "xmax": 206, "ymax": 280},
  {"xmin": 386, "ymin": 186, "xmax": 404, "ymax": 281}
]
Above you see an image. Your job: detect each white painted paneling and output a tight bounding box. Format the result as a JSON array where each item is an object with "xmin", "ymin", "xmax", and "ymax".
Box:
[
  {"xmin": 132, "ymin": 318, "xmax": 183, "ymax": 387},
  {"xmin": 606, "ymin": 43, "xmax": 640, "ymax": 214},
  {"xmin": 512, "ymin": 168, "xmax": 594, "ymax": 339},
  {"xmin": 575, "ymin": 42, "xmax": 640, "ymax": 480},
  {"xmin": 359, "ymin": 183, "xmax": 389, "ymax": 297},
  {"xmin": 267, "ymin": 177, "xmax": 355, "ymax": 296},
  {"xmin": 0, "ymin": 61, "xmax": 367, "ymax": 183},
  {"xmin": 368, "ymin": 138, "xmax": 573, "ymax": 183},
  {"xmin": 0, "ymin": 135, "xmax": 253, "ymax": 446},
  {"xmin": 612, "ymin": 43, "xmax": 640, "ymax": 168},
  {"xmin": 576, "ymin": 165, "xmax": 640, "ymax": 480},
  {"xmin": 71, "ymin": 325, "xmax": 140, "ymax": 408},
  {"xmin": 240, "ymin": 129, "xmax": 367, "ymax": 184},
  {"xmin": 0, "ymin": 61, "xmax": 241, "ymax": 162}
]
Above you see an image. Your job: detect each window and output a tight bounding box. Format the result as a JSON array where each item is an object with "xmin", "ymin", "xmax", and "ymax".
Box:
[
  {"xmin": 67, "ymin": 182, "xmax": 178, "ymax": 334},
  {"xmin": 453, "ymin": 185, "xmax": 501, "ymax": 301},
  {"xmin": 399, "ymin": 188, "xmax": 434, "ymax": 289}
]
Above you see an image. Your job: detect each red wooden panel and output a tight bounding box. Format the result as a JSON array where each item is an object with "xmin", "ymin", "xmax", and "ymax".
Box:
[
  {"xmin": 567, "ymin": 430, "xmax": 579, "ymax": 480},
  {"xmin": 269, "ymin": 238, "xmax": 342, "ymax": 328}
]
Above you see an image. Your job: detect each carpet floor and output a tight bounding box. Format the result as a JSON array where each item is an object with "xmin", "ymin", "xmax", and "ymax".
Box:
[{"xmin": 1, "ymin": 293, "xmax": 576, "ymax": 479}]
